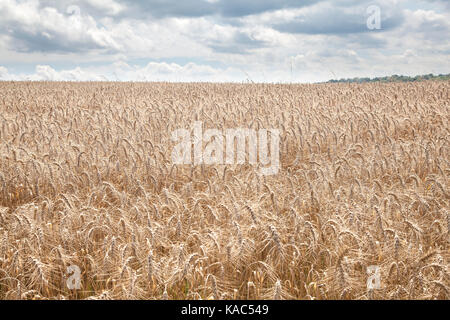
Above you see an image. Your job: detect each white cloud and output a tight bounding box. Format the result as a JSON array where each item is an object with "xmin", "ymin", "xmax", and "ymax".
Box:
[
  {"xmin": 0, "ymin": 0, "xmax": 121, "ymax": 52},
  {"xmin": 0, "ymin": 62, "xmax": 242, "ymax": 82},
  {"xmin": 110, "ymin": 61, "xmax": 241, "ymax": 82},
  {"xmin": 82, "ymin": 0, "xmax": 125, "ymax": 16},
  {"xmin": 0, "ymin": 66, "xmax": 10, "ymax": 79}
]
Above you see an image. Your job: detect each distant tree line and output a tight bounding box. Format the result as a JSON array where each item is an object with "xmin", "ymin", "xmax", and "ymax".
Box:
[{"xmin": 326, "ymin": 73, "xmax": 450, "ymax": 83}]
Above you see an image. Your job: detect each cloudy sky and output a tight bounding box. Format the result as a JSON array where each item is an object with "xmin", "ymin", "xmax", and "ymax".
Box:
[{"xmin": 0, "ymin": 0, "xmax": 449, "ymax": 82}]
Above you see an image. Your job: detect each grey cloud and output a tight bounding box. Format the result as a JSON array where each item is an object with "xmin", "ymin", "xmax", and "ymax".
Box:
[
  {"xmin": 420, "ymin": 0, "xmax": 450, "ymax": 9},
  {"xmin": 0, "ymin": 2, "xmax": 120, "ymax": 54},
  {"xmin": 36, "ymin": 0, "xmax": 322, "ymax": 21},
  {"xmin": 38, "ymin": 0, "xmax": 124, "ymax": 17},
  {"xmin": 39, "ymin": 0, "xmax": 448, "ymax": 21},
  {"xmin": 122, "ymin": 0, "xmax": 213, "ymax": 18},
  {"xmin": 120, "ymin": 0, "xmax": 321, "ymax": 19},
  {"xmin": 206, "ymin": 31, "xmax": 270, "ymax": 54},
  {"xmin": 7, "ymin": 29, "xmax": 112, "ymax": 54},
  {"xmin": 273, "ymin": 6, "xmax": 405, "ymax": 35},
  {"xmin": 216, "ymin": 0, "xmax": 317, "ymax": 17}
]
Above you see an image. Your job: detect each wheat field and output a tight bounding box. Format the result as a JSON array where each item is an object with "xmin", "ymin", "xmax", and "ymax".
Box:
[{"xmin": 0, "ymin": 80, "xmax": 448, "ymax": 300}]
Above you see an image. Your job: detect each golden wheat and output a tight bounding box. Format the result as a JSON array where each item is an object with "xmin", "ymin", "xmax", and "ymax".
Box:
[{"xmin": 0, "ymin": 80, "xmax": 448, "ymax": 300}]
